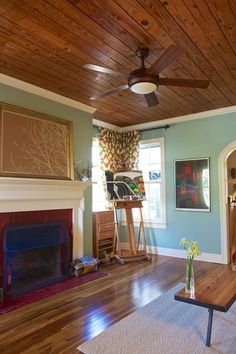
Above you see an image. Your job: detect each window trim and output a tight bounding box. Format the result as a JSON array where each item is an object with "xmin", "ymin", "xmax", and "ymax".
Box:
[{"xmin": 123, "ymin": 137, "xmax": 166, "ymax": 229}]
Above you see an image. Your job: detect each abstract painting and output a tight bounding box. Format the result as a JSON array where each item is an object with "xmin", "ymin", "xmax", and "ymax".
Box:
[{"xmin": 175, "ymin": 158, "xmax": 210, "ymax": 211}]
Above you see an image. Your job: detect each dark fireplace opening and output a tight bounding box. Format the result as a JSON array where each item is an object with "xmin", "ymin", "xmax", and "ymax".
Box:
[{"xmin": 3, "ymin": 221, "xmax": 71, "ymax": 298}]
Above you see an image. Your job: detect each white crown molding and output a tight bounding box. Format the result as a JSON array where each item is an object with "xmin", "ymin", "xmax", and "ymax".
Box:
[
  {"xmin": 92, "ymin": 118, "xmax": 122, "ymax": 132},
  {"xmin": 93, "ymin": 105, "xmax": 236, "ymax": 132},
  {"xmin": 0, "ymin": 74, "xmax": 96, "ymax": 114},
  {"xmin": 121, "ymin": 105, "xmax": 236, "ymax": 132}
]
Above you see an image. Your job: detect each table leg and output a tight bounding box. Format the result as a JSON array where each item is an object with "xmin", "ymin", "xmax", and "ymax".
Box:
[{"xmin": 206, "ymin": 308, "xmax": 214, "ymax": 347}]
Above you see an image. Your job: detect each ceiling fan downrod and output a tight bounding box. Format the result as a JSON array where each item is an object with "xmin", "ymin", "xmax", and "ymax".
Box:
[{"xmin": 135, "ymin": 47, "xmax": 149, "ymax": 69}]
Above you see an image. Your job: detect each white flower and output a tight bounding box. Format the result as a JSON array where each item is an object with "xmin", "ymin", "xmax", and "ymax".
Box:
[{"xmin": 180, "ymin": 238, "xmax": 201, "ymax": 259}]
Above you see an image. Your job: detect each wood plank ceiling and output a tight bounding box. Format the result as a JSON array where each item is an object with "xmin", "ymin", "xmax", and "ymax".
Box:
[{"xmin": 0, "ymin": 0, "xmax": 236, "ymax": 127}]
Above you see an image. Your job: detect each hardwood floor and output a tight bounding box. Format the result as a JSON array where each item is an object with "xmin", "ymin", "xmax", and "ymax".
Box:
[{"xmin": 0, "ymin": 255, "xmax": 230, "ymax": 354}]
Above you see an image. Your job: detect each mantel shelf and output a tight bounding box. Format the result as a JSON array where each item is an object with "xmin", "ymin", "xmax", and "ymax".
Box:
[{"xmin": 0, "ymin": 177, "xmax": 91, "ymax": 204}]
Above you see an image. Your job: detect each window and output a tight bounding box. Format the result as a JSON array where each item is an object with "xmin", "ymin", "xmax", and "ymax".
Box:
[
  {"xmin": 136, "ymin": 138, "xmax": 166, "ymax": 228},
  {"xmin": 92, "ymin": 136, "xmax": 166, "ymax": 228}
]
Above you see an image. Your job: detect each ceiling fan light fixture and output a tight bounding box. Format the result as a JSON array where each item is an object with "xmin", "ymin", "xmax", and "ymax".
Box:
[{"xmin": 130, "ymin": 81, "xmax": 157, "ymax": 94}]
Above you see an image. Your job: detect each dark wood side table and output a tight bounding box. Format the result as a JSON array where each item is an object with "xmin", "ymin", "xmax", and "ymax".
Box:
[{"xmin": 175, "ymin": 267, "xmax": 236, "ymax": 347}]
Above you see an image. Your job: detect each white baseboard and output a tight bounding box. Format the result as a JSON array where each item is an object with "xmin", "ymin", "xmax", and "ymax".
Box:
[{"xmin": 119, "ymin": 242, "xmax": 224, "ymax": 264}]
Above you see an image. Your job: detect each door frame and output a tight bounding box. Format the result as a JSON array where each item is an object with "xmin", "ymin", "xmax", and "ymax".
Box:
[{"xmin": 219, "ymin": 140, "xmax": 236, "ymax": 264}]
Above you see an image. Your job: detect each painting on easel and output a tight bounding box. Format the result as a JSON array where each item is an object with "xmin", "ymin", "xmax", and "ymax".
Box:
[{"xmin": 105, "ymin": 170, "xmax": 145, "ymax": 201}]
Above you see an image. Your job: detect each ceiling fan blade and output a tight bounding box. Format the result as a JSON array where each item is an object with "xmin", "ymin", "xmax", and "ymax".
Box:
[
  {"xmin": 83, "ymin": 64, "xmax": 129, "ymax": 78},
  {"xmin": 159, "ymin": 78, "xmax": 210, "ymax": 88},
  {"xmin": 144, "ymin": 92, "xmax": 159, "ymax": 107},
  {"xmin": 147, "ymin": 45, "xmax": 183, "ymax": 75},
  {"xmin": 90, "ymin": 84, "xmax": 129, "ymax": 100}
]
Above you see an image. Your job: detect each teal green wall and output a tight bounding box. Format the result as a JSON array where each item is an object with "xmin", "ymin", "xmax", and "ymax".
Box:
[
  {"xmin": 142, "ymin": 112, "xmax": 236, "ymax": 254},
  {"xmin": 93, "ymin": 112, "xmax": 236, "ymax": 255},
  {"xmin": 0, "ymin": 83, "xmax": 93, "ymax": 255}
]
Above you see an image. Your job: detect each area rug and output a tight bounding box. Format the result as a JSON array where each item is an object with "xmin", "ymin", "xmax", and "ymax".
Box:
[
  {"xmin": 0, "ymin": 271, "xmax": 108, "ymax": 315},
  {"xmin": 78, "ymin": 283, "xmax": 236, "ymax": 354}
]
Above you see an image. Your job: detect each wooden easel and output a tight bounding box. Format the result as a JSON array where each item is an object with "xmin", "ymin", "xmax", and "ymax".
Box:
[{"xmin": 113, "ymin": 199, "xmax": 151, "ymax": 264}]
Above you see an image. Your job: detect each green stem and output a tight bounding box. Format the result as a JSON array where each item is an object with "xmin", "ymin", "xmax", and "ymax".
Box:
[{"xmin": 186, "ymin": 257, "xmax": 193, "ymax": 291}]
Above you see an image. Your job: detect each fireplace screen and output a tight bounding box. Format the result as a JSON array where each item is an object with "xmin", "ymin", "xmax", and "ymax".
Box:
[{"xmin": 2, "ymin": 221, "xmax": 71, "ymax": 297}]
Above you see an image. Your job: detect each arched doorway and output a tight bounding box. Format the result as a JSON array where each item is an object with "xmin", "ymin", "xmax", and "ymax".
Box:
[{"xmin": 219, "ymin": 140, "xmax": 236, "ymax": 264}]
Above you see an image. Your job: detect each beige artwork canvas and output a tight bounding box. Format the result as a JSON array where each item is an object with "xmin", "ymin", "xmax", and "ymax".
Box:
[{"xmin": 0, "ymin": 104, "xmax": 73, "ymax": 180}]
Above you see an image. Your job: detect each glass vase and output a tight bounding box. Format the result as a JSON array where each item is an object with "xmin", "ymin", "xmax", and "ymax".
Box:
[{"xmin": 185, "ymin": 257, "xmax": 195, "ymax": 295}]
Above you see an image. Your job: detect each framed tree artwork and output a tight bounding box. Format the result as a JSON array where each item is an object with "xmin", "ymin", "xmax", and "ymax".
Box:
[
  {"xmin": 0, "ymin": 103, "xmax": 74, "ymax": 180},
  {"xmin": 175, "ymin": 158, "xmax": 210, "ymax": 211}
]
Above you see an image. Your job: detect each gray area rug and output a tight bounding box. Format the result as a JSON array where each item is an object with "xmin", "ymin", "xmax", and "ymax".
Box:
[{"xmin": 78, "ymin": 283, "xmax": 236, "ymax": 354}]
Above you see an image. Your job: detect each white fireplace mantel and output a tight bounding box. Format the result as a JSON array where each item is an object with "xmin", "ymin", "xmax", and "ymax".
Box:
[{"xmin": 0, "ymin": 177, "xmax": 90, "ymax": 259}]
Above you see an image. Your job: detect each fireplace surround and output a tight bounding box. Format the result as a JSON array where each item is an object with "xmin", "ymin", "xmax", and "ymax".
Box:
[
  {"xmin": 0, "ymin": 177, "xmax": 89, "ymax": 255},
  {"xmin": 0, "ymin": 177, "xmax": 89, "ymax": 295}
]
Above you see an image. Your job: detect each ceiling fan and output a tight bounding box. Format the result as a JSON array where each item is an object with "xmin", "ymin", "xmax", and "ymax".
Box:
[{"xmin": 83, "ymin": 45, "xmax": 210, "ymax": 107}]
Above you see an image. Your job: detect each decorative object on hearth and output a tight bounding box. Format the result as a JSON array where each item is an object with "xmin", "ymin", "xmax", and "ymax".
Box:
[
  {"xmin": 180, "ymin": 238, "xmax": 201, "ymax": 295},
  {"xmin": 71, "ymin": 256, "xmax": 99, "ymax": 276},
  {"xmin": 83, "ymin": 45, "xmax": 210, "ymax": 107}
]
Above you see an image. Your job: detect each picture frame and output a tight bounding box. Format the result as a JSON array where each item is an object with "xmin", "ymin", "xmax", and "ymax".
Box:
[
  {"xmin": 175, "ymin": 158, "xmax": 210, "ymax": 211},
  {"xmin": 0, "ymin": 103, "xmax": 74, "ymax": 180}
]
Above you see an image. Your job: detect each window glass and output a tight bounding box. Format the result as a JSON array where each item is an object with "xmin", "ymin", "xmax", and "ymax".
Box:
[
  {"xmin": 92, "ymin": 139, "xmax": 106, "ymax": 211},
  {"xmin": 136, "ymin": 138, "xmax": 166, "ymax": 227}
]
